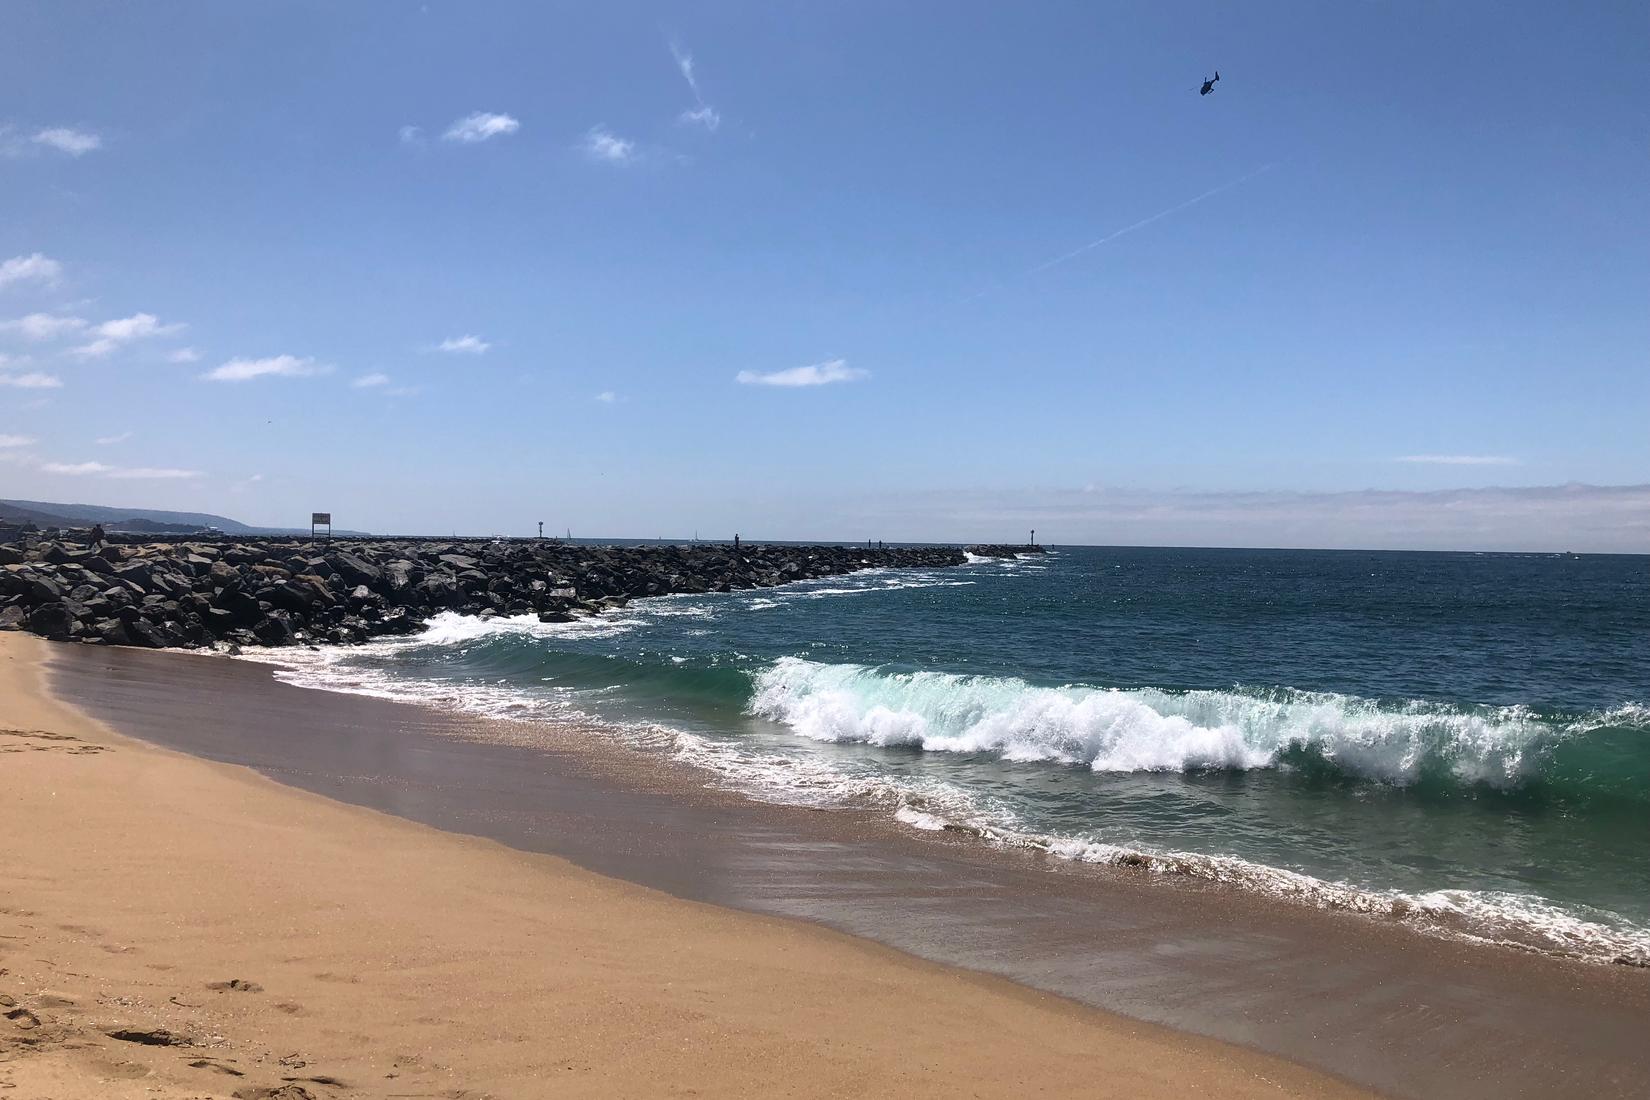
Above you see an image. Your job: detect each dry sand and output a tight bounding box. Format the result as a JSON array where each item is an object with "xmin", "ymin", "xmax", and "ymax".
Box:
[{"xmin": 0, "ymin": 632, "xmax": 1367, "ymax": 1099}]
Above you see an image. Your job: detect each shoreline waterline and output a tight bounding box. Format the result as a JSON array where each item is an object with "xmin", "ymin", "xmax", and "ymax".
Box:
[
  {"xmin": 45, "ymin": 638, "xmax": 1650, "ymax": 1100},
  {"xmin": 229, "ymin": 556, "xmax": 1650, "ymax": 971},
  {"xmin": 5, "ymin": 633, "xmax": 1369, "ymax": 1100}
]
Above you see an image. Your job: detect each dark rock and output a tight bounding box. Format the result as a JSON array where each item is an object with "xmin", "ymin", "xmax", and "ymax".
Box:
[
  {"xmin": 17, "ymin": 572, "xmax": 63, "ymax": 605},
  {"xmin": 113, "ymin": 561, "xmax": 154, "ymax": 587},
  {"xmin": 27, "ymin": 603, "xmax": 75, "ymax": 640},
  {"xmin": 253, "ymin": 612, "xmax": 295, "ymax": 646},
  {"xmin": 327, "ymin": 552, "xmax": 381, "ymax": 586},
  {"xmin": 94, "ymin": 618, "xmax": 132, "ymax": 645}
]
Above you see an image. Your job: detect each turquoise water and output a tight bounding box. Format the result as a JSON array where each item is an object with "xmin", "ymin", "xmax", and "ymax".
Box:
[{"xmin": 262, "ymin": 547, "xmax": 1650, "ymax": 964}]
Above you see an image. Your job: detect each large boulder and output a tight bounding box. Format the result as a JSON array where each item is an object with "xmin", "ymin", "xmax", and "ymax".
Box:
[
  {"xmin": 213, "ymin": 588, "xmax": 264, "ymax": 625},
  {"xmin": 252, "ymin": 611, "xmax": 296, "ymax": 646},
  {"xmin": 16, "ymin": 572, "xmax": 64, "ymax": 606},
  {"xmin": 416, "ymin": 574, "xmax": 461, "ymax": 606},
  {"xmin": 327, "ymin": 552, "xmax": 382, "ymax": 587},
  {"xmin": 27, "ymin": 602, "xmax": 75, "ymax": 640}
]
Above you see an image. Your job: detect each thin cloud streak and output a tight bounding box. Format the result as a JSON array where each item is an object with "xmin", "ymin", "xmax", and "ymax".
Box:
[
  {"xmin": 854, "ymin": 482, "xmax": 1650, "ymax": 554},
  {"xmin": 37, "ymin": 458, "xmax": 199, "ymax": 479},
  {"xmin": 70, "ymin": 312, "xmax": 186, "ymax": 358},
  {"xmin": 670, "ymin": 41, "xmax": 721, "ymax": 131},
  {"xmin": 737, "ymin": 359, "xmax": 869, "ymax": 387},
  {"xmin": 436, "ymin": 334, "xmax": 490, "ymax": 354},
  {"xmin": 955, "ymin": 163, "xmax": 1278, "ymax": 306},
  {"xmin": 0, "ymin": 313, "xmax": 86, "ymax": 340},
  {"xmin": 33, "ymin": 127, "xmax": 101, "ymax": 155},
  {"xmin": 203, "ymin": 355, "xmax": 326, "ymax": 382},
  {"xmin": 443, "ymin": 112, "xmax": 520, "ymax": 143},
  {"xmin": 1396, "ymin": 454, "xmax": 1522, "ymax": 466},
  {"xmin": 0, "ymin": 371, "xmax": 62, "ymax": 388}
]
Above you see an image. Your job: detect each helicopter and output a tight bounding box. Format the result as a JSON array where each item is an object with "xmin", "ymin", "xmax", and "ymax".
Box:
[{"xmin": 1199, "ymin": 71, "xmax": 1220, "ymax": 96}]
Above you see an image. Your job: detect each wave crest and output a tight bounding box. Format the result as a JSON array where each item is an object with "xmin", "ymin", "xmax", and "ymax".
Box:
[{"xmin": 748, "ymin": 658, "xmax": 1638, "ymax": 790}]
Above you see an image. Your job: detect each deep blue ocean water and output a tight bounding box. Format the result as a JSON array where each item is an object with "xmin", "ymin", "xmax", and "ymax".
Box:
[{"xmin": 263, "ymin": 546, "xmax": 1650, "ymax": 964}]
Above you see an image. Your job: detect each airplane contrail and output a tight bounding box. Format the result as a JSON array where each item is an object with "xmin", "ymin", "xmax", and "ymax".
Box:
[
  {"xmin": 954, "ymin": 162, "xmax": 1278, "ymax": 305},
  {"xmin": 1024, "ymin": 162, "xmax": 1277, "ymax": 275}
]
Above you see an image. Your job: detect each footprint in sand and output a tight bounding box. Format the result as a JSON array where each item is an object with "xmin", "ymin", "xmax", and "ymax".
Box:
[
  {"xmin": 208, "ymin": 978, "xmax": 265, "ymax": 993},
  {"xmin": 233, "ymin": 1085, "xmax": 317, "ymax": 1100},
  {"xmin": 188, "ymin": 1057, "xmax": 247, "ymax": 1077},
  {"xmin": 0, "ymin": 728, "xmax": 107, "ymax": 754},
  {"xmin": 5, "ymin": 1007, "xmax": 40, "ymax": 1030},
  {"xmin": 105, "ymin": 1026, "xmax": 192, "ymax": 1047}
]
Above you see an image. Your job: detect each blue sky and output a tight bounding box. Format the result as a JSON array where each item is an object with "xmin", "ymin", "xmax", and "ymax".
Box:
[{"xmin": 2, "ymin": 1, "xmax": 1646, "ymax": 549}]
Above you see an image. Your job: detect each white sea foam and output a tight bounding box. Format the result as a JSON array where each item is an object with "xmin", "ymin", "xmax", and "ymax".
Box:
[
  {"xmin": 747, "ymin": 658, "xmax": 1583, "ymax": 787},
  {"xmin": 405, "ymin": 609, "xmax": 649, "ymax": 644},
  {"xmin": 235, "ymin": 622, "xmax": 1650, "ymax": 968},
  {"xmin": 662, "ymin": 697, "xmax": 1650, "ymax": 967}
]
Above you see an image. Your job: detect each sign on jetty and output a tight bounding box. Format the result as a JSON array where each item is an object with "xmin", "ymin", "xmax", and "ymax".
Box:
[{"xmin": 0, "ymin": 537, "xmax": 1025, "ymax": 651}]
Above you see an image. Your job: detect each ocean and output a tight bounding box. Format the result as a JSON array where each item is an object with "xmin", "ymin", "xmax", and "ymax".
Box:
[{"xmin": 253, "ymin": 545, "xmax": 1650, "ymax": 966}]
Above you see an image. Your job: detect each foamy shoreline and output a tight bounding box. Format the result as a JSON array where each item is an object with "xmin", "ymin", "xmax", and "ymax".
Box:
[{"xmin": 239, "ymin": 600, "xmax": 1650, "ymax": 971}]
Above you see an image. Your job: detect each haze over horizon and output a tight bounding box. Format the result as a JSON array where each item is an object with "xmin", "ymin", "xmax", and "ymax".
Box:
[{"xmin": 3, "ymin": 2, "xmax": 1646, "ymax": 552}]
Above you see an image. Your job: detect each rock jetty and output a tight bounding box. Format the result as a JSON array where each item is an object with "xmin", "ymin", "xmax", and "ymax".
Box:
[{"xmin": 0, "ymin": 536, "xmax": 1012, "ymax": 651}]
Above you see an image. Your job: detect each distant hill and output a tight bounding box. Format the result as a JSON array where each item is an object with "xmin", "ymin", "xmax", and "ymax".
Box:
[{"xmin": 0, "ymin": 499, "xmax": 369, "ymax": 537}]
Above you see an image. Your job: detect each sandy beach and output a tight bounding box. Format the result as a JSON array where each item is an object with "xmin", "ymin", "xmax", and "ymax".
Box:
[{"xmin": 0, "ymin": 631, "xmax": 1375, "ymax": 1099}]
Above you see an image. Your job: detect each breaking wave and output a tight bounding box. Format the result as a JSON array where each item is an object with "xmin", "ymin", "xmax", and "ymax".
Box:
[{"xmin": 748, "ymin": 658, "xmax": 1648, "ymax": 801}]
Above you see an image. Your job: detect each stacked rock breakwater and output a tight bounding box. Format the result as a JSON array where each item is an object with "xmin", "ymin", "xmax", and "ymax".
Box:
[{"xmin": 0, "ymin": 537, "xmax": 995, "ymax": 650}]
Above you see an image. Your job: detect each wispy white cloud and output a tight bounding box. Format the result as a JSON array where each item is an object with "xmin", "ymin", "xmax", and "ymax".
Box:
[
  {"xmin": 669, "ymin": 41, "xmax": 721, "ymax": 131},
  {"xmin": 580, "ymin": 126, "xmax": 636, "ymax": 163},
  {"xmin": 736, "ymin": 359, "xmax": 869, "ymax": 387},
  {"xmin": 443, "ymin": 112, "xmax": 520, "ymax": 143},
  {"xmin": 203, "ymin": 355, "xmax": 326, "ymax": 382},
  {"xmin": 231, "ymin": 473, "xmax": 264, "ymax": 493},
  {"xmin": 679, "ymin": 106, "xmax": 721, "ymax": 130},
  {"xmin": 70, "ymin": 312, "xmax": 186, "ymax": 358},
  {"xmin": 36, "ymin": 457, "xmax": 198, "ymax": 479},
  {"xmin": 0, "ymin": 312, "xmax": 86, "ymax": 340},
  {"xmin": 0, "ymin": 371, "xmax": 62, "ymax": 388},
  {"xmin": 1395, "ymin": 454, "xmax": 1522, "ymax": 467},
  {"xmin": 595, "ymin": 390, "xmax": 618, "ymax": 403},
  {"xmin": 167, "ymin": 346, "xmax": 200, "ymax": 364},
  {"xmin": 40, "ymin": 460, "xmax": 110, "ymax": 475},
  {"xmin": 96, "ymin": 431, "xmax": 133, "ymax": 445},
  {"xmin": 0, "ymin": 434, "xmax": 34, "ymax": 447},
  {"xmin": 352, "ymin": 372, "xmax": 390, "ymax": 388},
  {"xmin": 107, "ymin": 466, "xmax": 200, "ymax": 480},
  {"xmin": 436, "ymin": 334, "xmax": 490, "ymax": 355},
  {"xmin": 0, "ymin": 253, "xmax": 62, "ymax": 290},
  {"xmin": 33, "ymin": 127, "xmax": 101, "ymax": 156},
  {"xmin": 95, "ymin": 312, "xmax": 182, "ymax": 341},
  {"xmin": 398, "ymin": 124, "xmax": 423, "ymax": 145}
]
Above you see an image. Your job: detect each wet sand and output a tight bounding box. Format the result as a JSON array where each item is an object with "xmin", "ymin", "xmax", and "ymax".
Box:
[
  {"xmin": 16, "ymin": 636, "xmax": 1650, "ymax": 1096},
  {"xmin": 1, "ymin": 632, "xmax": 1369, "ymax": 1099}
]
